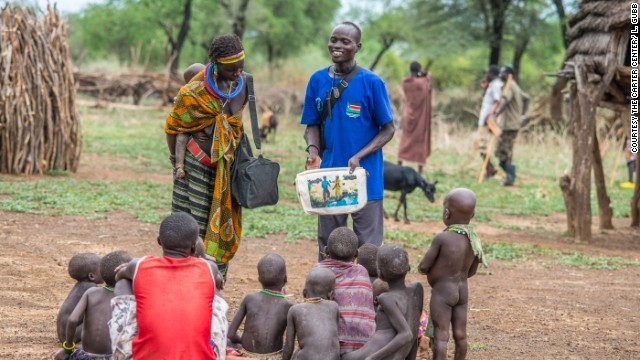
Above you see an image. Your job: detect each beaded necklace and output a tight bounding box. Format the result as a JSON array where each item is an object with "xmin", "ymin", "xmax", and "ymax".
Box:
[
  {"xmin": 204, "ymin": 63, "xmax": 244, "ymax": 99},
  {"xmin": 102, "ymin": 285, "xmax": 114, "ymax": 292},
  {"xmin": 304, "ymin": 297, "xmax": 324, "ymax": 303},
  {"xmin": 259, "ymin": 289, "xmax": 288, "ymax": 298}
]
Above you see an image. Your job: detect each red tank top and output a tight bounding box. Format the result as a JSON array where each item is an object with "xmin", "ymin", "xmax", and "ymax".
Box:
[{"xmin": 132, "ymin": 256, "xmax": 216, "ymax": 360}]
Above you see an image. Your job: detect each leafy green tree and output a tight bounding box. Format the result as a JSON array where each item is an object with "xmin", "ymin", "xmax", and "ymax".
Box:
[{"xmin": 249, "ymin": 0, "xmax": 339, "ymax": 67}]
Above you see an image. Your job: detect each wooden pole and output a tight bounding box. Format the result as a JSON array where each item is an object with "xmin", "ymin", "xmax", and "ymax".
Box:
[{"xmin": 478, "ymin": 134, "xmax": 497, "ymax": 184}]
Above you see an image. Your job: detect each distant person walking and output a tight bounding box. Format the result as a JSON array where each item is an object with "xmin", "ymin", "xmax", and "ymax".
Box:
[
  {"xmin": 493, "ymin": 66, "xmax": 530, "ymax": 186},
  {"xmin": 477, "ymin": 65, "xmax": 503, "ymax": 180},
  {"xmin": 397, "ymin": 61, "xmax": 432, "ymax": 174}
]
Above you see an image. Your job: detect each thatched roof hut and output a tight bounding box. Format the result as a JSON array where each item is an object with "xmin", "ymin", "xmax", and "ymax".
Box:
[
  {"xmin": 560, "ymin": 0, "xmax": 630, "ymax": 112},
  {"xmin": 557, "ymin": 0, "xmax": 638, "ymax": 241}
]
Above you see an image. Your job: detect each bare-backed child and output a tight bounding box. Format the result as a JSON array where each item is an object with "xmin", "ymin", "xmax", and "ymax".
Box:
[
  {"xmin": 173, "ymin": 63, "xmax": 207, "ymax": 179},
  {"xmin": 317, "ymin": 227, "xmax": 376, "ymax": 355},
  {"xmin": 418, "ymin": 188, "xmax": 487, "ymax": 360},
  {"xmin": 57, "ymin": 253, "xmax": 102, "ymax": 344},
  {"xmin": 282, "ymin": 268, "xmax": 340, "ymax": 360},
  {"xmin": 56, "ymin": 251, "xmax": 132, "ymax": 360},
  {"xmin": 113, "ymin": 212, "xmax": 218, "ymax": 360},
  {"xmin": 195, "ymin": 237, "xmax": 228, "ymax": 360},
  {"xmin": 227, "ymin": 254, "xmax": 292, "ymax": 359},
  {"xmin": 343, "ymin": 245, "xmax": 424, "ymax": 360},
  {"xmin": 357, "ymin": 243, "xmax": 379, "ymax": 285}
]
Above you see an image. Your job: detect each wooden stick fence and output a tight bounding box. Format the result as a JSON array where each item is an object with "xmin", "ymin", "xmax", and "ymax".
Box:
[{"xmin": 0, "ymin": 5, "xmax": 80, "ymax": 174}]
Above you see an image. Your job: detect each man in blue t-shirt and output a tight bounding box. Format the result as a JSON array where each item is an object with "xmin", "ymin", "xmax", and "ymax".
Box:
[{"xmin": 301, "ymin": 21, "xmax": 395, "ymax": 261}]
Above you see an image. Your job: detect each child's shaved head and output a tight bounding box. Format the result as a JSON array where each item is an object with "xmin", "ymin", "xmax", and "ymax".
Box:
[
  {"xmin": 357, "ymin": 244, "xmax": 379, "ymax": 278},
  {"xmin": 304, "ymin": 267, "xmax": 336, "ymax": 299},
  {"xmin": 377, "ymin": 245, "xmax": 410, "ymax": 281},
  {"xmin": 194, "ymin": 237, "xmax": 205, "ymax": 258},
  {"xmin": 100, "ymin": 251, "xmax": 132, "ymax": 287},
  {"xmin": 158, "ymin": 212, "xmax": 199, "ymax": 251},
  {"xmin": 183, "ymin": 63, "xmax": 205, "ymax": 83},
  {"xmin": 326, "ymin": 227, "xmax": 358, "ymax": 261},
  {"xmin": 257, "ymin": 253, "xmax": 287, "ymax": 288},
  {"xmin": 68, "ymin": 253, "xmax": 102, "ymax": 282},
  {"xmin": 444, "ymin": 188, "xmax": 476, "ymax": 224},
  {"xmin": 372, "ymin": 278, "xmax": 389, "ymax": 299}
]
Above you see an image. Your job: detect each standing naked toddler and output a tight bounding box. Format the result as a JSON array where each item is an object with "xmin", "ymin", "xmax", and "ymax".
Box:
[{"xmin": 419, "ymin": 188, "xmax": 487, "ymax": 360}]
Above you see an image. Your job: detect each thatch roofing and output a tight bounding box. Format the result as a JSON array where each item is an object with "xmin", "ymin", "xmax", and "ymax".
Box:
[{"xmin": 565, "ymin": 0, "xmax": 629, "ymax": 62}]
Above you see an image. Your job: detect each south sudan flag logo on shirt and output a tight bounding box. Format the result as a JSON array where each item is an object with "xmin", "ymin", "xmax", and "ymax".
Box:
[{"xmin": 346, "ymin": 102, "xmax": 361, "ymax": 118}]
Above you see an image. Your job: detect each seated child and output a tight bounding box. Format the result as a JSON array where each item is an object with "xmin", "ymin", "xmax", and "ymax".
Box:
[
  {"xmin": 418, "ymin": 188, "xmax": 487, "ymax": 360},
  {"xmin": 282, "ymin": 268, "xmax": 340, "ymax": 360},
  {"xmin": 195, "ymin": 237, "xmax": 228, "ymax": 360},
  {"xmin": 56, "ymin": 251, "xmax": 132, "ymax": 360},
  {"xmin": 57, "ymin": 253, "xmax": 102, "ymax": 343},
  {"xmin": 317, "ymin": 227, "xmax": 375, "ymax": 355},
  {"xmin": 227, "ymin": 254, "xmax": 292, "ymax": 359},
  {"xmin": 357, "ymin": 243, "xmax": 379, "ymax": 284},
  {"xmin": 108, "ymin": 235, "xmax": 226, "ymax": 360},
  {"xmin": 342, "ymin": 245, "xmax": 423, "ymax": 360},
  {"xmin": 114, "ymin": 212, "xmax": 218, "ymax": 360},
  {"xmin": 173, "ymin": 63, "xmax": 207, "ymax": 179}
]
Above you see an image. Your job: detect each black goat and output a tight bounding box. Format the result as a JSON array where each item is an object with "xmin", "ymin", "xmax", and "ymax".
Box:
[{"xmin": 383, "ymin": 161, "xmax": 437, "ymax": 224}]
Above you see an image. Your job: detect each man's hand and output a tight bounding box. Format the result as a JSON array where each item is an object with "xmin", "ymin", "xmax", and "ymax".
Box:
[
  {"xmin": 305, "ymin": 146, "xmax": 321, "ymax": 170},
  {"xmin": 348, "ymin": 156, "xmax": 361, "ymax": 173}
]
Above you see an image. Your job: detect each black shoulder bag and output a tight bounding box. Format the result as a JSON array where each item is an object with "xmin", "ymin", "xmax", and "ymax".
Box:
[
  {"xmin": 231, "ymin": 74, "xmax": 280, "ymax": 209},
  {"xmin": 317, "ymin": 65, "xmax": 361, "ymax": 153}
]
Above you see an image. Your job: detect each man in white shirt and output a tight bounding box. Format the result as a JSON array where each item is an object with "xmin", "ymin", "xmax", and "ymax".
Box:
[{"xmin": 477, "ymin": 65, "xmax": 502, "ymax": 179}]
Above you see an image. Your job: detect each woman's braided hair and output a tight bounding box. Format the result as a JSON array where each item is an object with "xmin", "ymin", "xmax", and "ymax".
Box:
[{"xmin": 208, "ymin": 34, "xmax": 244, "ymax": 63}]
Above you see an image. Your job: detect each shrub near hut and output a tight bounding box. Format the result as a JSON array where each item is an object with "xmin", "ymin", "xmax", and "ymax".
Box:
[{"xmin": 0, "ymin": 6, "xmax": 80, "ymax": 175}]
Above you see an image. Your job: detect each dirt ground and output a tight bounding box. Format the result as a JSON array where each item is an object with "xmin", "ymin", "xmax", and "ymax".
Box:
[{"xmin": 1, "ymin": 156, "xmax": 639, "ymax": 359}]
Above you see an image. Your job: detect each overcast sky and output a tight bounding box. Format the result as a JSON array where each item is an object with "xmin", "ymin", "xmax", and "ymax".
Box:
[{"xmin": 34, "ymin": 0, "xmax": 104, "ymax": 13}]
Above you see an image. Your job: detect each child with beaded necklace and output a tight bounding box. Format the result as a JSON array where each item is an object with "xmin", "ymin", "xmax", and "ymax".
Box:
[
  {"xmin": 227, "ymin": 254, "xmax": 292, "ymax": 359},
  {"xmin": 56, "ymin": 251, "xmax": 132, "ymax": 360},
  {"xmin": 283, "ymin": 267, "xmax": 340, "ymax": 360}
]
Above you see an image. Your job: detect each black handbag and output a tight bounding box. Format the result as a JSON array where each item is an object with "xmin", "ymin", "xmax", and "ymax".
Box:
[{"xmin": 231, "ymin": 74, "xmax": 280, "ymax": 209}]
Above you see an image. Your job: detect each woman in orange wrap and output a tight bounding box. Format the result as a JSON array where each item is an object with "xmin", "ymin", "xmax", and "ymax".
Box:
[{"xmin": 164, "ymin": 34, "xmax": 248, "ymax": 278}]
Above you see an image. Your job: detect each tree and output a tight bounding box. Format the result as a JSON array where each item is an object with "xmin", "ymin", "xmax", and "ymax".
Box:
[
  {"xmin": 218, "ymin": 0, "xmax": 251, "ymax": 39},
  {"xmin": 250, "ymin": 0, "xmax": 339, "ymax": 68}
]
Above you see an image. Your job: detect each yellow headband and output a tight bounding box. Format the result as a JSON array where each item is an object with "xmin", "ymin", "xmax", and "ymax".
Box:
[{"xmin": 216, "ymin": 51, "xmax": 245, "ymax": 64}]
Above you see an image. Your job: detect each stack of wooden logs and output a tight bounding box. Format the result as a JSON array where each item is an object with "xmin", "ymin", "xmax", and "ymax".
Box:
[{"xmin": 0, "ymin": 5, "xmax": 80, "ymax": 174}]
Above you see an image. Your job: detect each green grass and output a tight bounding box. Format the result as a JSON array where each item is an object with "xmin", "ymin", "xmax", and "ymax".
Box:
[
  {"xmin": 1, "ymin": 104, "xmax": 637, "ymax": 270},
  {"xmin": 0, "ymin": 178, "xmax": 171, "ymax": 223}
]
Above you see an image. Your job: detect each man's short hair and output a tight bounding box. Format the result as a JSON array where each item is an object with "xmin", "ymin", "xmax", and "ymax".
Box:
[
  {"xmin": 327, "ymin": 227, "xmax": 358, "ymax": 261},
  {"xmin": 501, "ymin": 65, "xmax": 515, "ymax": 76},
  {"xmin": 158, "ymin": 212, "xmax": 199, "ymax": 250},
  {"xmin": 339, "ymin": 21, "xmax": 362, "ymax": 43},
  {"xmin": 257, "ymin": 253, "xmax": 287, "ymax": 287},
  {"xmin": 100, "ymin": 251, "xmax": 132, "ymax": 287},
  {"xmin": 410, "ymin": 61, "xmax": 422, "ymax": 73},
  {"xmin": 487, "ymin": 65, "xmax": 500, "ymax": 76},
  {"xmin": 357, "ymin": 244, "xmax": 379, "ymax": 278},
  {"xmin": 68, "ymin": 253, "xmax": 101, "ymax": 281}
]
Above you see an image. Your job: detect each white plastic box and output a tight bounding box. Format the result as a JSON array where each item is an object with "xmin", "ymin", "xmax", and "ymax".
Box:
[{"xmin": 295, "ymin": 167, "xmax": 368, "ymax": 215}]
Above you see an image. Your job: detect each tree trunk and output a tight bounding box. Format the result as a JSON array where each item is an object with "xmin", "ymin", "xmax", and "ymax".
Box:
[
  {"xmin": 551, "ymin": 0, "xmax": 568, "ymax": 48},
  {"xmin": 370, "ymin": 37, "xmax": 395, "ymax": 71},
  {"xmin": 488, "ymin": 0, "xmax": 511, "ymax": 66},
  {"xmin": 218, "ymin": 0, "xmax": 251, "ymax": 39},
  {"xmin": 632, "ymin": 155, "xmax": 640, "ymax": 227},
  {"xmin": 572, "ymin": 63, "xmax": 595, "ymax": 242},
  {"xmin": 592, "ymin": 125, "xmax": 614, "ymax": 229},
  {"xmin": 560, "ymin": 174, "xmax": 576, "ymax": 234},
  {"xmin": 512, "ymin": 37, "xmax": 529, "ymax": 82},
  {"xmin": 169, "ymin": 0, "xmax": 192, "ymax": 72}
]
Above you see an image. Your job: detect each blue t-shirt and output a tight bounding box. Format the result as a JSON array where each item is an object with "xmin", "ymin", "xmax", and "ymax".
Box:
[{"xmin": 301, "ymin": 67, "xmax": 394, "ymax": 201}]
